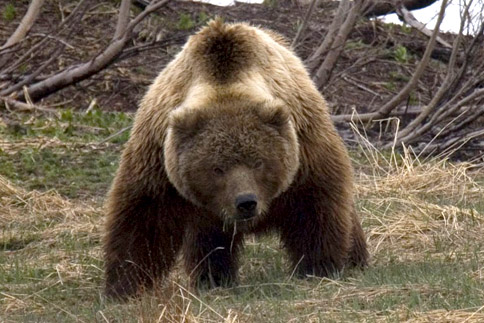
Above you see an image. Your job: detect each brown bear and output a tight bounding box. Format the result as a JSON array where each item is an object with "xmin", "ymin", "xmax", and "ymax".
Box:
[{"xmin": 104, "ymin": 19, "xmax": 368, "ymax": 300}]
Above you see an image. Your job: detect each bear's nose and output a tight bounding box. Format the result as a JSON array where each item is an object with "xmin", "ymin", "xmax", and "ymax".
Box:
[{"xmin": 235, "ymin": 194, "xmax": 257, "ymax": 216}]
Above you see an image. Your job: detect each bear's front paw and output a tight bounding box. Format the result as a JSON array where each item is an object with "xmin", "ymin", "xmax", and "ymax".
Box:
[
  {"xmin": 194, "ymin": 271, "xmax": 237, "ymax": 290},
  {"xmin": 105, "ymin": 279, "xmax": 140, "ymax": 301},
  {"xmin": 293, "ymin": 260, "xmax": 343, "ymax": 279}
]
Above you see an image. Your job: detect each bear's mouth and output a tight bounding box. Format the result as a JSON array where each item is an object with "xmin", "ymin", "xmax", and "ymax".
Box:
[
  {"xmin": 235, "ymin": 209, "xmax": 257, "ymax": 222},
  {"xmin": 219, "ymin": 209, "xmax": 261, "ymax": 230},
  {"xmin": 230, "ymin": 216, "xmax": 258, "ymax": 232}
]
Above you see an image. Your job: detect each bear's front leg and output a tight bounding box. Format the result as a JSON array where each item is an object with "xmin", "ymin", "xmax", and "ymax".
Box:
[
  {"xmin": 277, "ymin": 186, "xmax": 354, "ymax": 278},
  {"xmin": 104, "ymin": 181, "xmax": 187, "ymax": 300},
  {"xmin": 183, "ymin": 217, "xmax": 244, "ymax": 289}
]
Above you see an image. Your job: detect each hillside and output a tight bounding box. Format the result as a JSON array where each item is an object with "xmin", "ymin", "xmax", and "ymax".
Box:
[{"xmin": 2, "ymin": 0, "xmax": 482, "ymax": 159}]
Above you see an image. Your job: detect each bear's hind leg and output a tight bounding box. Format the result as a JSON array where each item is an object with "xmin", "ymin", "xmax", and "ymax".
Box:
[
  {"xmin": 184, "ymin": 218, "xmax": 244, "ymax": 289},
  {"xmin": 348, "ymin": 209, "xmax": 369, "ymax": 267}
]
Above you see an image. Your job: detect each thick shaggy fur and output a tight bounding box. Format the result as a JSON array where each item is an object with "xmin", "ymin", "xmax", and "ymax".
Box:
[{"xmin": 104, "ymin": 20, "xmax": 369, "ymax": 300}]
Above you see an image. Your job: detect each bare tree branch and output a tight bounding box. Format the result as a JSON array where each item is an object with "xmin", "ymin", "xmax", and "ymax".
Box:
[
  {"xmin": 312, "ymin": 0, "xmax": 365, "ymax": 89},
  {"xmin": 19, "ymin": 0, "xmax": 171, "ymax": 101},
  {"xmin": 441, "ymin": 105, "xmax": 484, "ymax": 136},
  {"xmin": 291, "ymin": 0, "xmax": 319, "ymax": 48},
  {"xmin": 397, "ymin": 6, "xmax": 451, "ymax": 48},
  {"xmin": 333, "ymin": 0, "xmax": 448, "ymax": 123},
  {"xmin": 422, "ymin": 128, "xmax": 484, "ymax": 156},
  {"xmin": 384, "ymin": 87, "xmax": 484, "ymax": 149},
  {"xmin": 1, "ymin": 0, "xmax": 46, "ymax": 50},
  {"xmin": 395, "ymin": 0, "xmax": 470, "ymax": 139},
  {"xmin": 306, "ymin": 0, "xmax": 350, "ymax": 72},
  {"xmin": 0, "ymin": 44, "xmax": 65, "ymax": 97},
  {"xmin": 390, "ymin": 19, "xmax": 484, "ymax": 147},
  {"xmin": 0, "ymin": 0, "xmax": 89, "ymax": 73},
  {"xmin": 114, "ymin": 0, "xmax": 132, "ymax": 40}
]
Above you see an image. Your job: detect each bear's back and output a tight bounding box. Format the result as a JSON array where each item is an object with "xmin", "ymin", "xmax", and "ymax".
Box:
[{"xmin": 135, "ymin": 20, "xmax": 332, "ymax": 145}]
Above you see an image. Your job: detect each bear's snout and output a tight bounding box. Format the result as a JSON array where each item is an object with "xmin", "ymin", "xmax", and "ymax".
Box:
[{"xmin": 235, "ymin": 193, "xmax": 258, "ymax": 219}]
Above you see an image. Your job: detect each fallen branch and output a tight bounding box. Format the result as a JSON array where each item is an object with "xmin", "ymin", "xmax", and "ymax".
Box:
[
  {"xmin": 1, "ymin": 0, "xmax": 46, "ymax": 50},
  {"xmin": 19, "ymin": 0, "xmax": 171, "ymax": 101},
  {"xmin": 1, "ymin": 96, "xmax": 56, "ymax": 113},
  {"xmin": 422, "ymin": 128, "xmax": 484, "ymax": 156},
  {"xmin": 0, "ymin": 0, "xmax": 89, "ymax": 73},
  {"xmin": 98, "ymin": 126, "xmax": 132, "ymax": 144},
  {"xmin": 306, "ymin": 0, "xmax": 350, "ymax": 72},
  {"xmin": 396, "ymin": 6, "xmax": 451, "ymax": 48},
  {"xmin": 363, "ymin": 0, "xmax": 439, "ymax": 17}
]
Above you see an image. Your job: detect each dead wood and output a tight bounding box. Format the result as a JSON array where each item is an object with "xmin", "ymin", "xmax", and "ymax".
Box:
[
  {"xmin": 363, "ymin": 0, "xmax": 439, "ymax": 17},
  {"xmin": 2, "ymin": 0, "xmax": 171, "ymax": 102},
  {"xmin": 1, "ymin": 0, "xmax": 46, "ymax": 51}
]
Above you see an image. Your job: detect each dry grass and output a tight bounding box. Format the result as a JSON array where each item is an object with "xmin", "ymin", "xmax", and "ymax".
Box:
[
  {"xmin": 1, "ymin": 134, "xmax": 483, "ymax": 321},
  {"xmin": 0, "ymin": 174, "xmax": 104, "ymax": 319},
  {"xmin": 0, "ymin": 173, "xmax": 100, "ymax": 237},
  {"xmin": 353, "ymin": 139, "xmax": 484, "ymax": 264}
]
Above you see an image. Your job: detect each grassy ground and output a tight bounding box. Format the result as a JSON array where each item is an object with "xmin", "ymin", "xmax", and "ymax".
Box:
[{"xmin": 1, "ymin": 109, "xmax": 483, "ymax": 322}]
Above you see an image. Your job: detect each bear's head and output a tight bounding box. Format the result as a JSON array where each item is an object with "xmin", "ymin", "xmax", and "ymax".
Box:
[{"xmin": 164, "ymin": 97, "xmax": 300, "ymax": 227}]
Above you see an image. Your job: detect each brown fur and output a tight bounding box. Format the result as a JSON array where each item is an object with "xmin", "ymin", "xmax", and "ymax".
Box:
[{"xmin": 103, "ymin": 19, "xmax": 369, "ymax": 300}]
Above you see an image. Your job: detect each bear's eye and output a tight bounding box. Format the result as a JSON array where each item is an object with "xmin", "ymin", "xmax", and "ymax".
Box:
[
  {"xmin": 213, "ymin": 167, "xmax": 224, "ymax": 175},
  {"xmin": 254, "ymin": 160, "xmax": 264, "ymax": 169}
]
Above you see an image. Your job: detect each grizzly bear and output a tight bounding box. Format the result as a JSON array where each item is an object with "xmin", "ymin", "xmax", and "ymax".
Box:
[{"xmin": 104, "ymin": 19, "xmax": 368, "ymax": 300}]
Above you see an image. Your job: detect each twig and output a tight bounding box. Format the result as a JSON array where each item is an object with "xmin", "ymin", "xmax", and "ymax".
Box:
[
  {"xmin": 342, "ymin": 75, "xmax": 381, "ymax": 97},
  {"xmin": 291, "ymin": 0, "xmax": 319, "ymax": 48},
  {"xmin": 30, "ymin": 33, "xmax": 75, "ymax": 49},
  {"xmin": 0, "ymin": 96, "xmax": 56, "ymax": 113},
  {"xmin": 98, "ymin": 126, "xmax": 132, "ymax": 144},
  {"xmin": 85, "ymin": 98, "xmax": 97, "ymax": 114}
]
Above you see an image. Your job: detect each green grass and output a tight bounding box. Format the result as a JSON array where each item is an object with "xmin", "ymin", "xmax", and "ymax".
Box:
[
  {"xmin": 177, "ymin": 13, "xmax": 196, "ymax": 30},
  {"xmin": 0, "ymin": 147, "xmax": 120, "ymax": 198},
  {"xmin": 1, "ymin": 109, "xmax": 483, "ymax": 322},
  {"xmin": 2, "ymin": 3, "xmax": 16, "ymax": 22},
  {"xmin": 393, "ymin": 45, "xmax": 410, "ymax": 64},
  {"xmin": 0, "ymin": 108, "xmax": 131, "ymax": 198}
]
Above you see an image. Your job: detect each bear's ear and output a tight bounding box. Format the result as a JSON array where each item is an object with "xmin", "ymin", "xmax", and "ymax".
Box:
[
  {"xmin": 257, "ymin": 104, "xmax": 290, "ymax": 131},
  {"xmin": 169, "ymin": 108, "xmax": 205, "ymax": 139}
]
